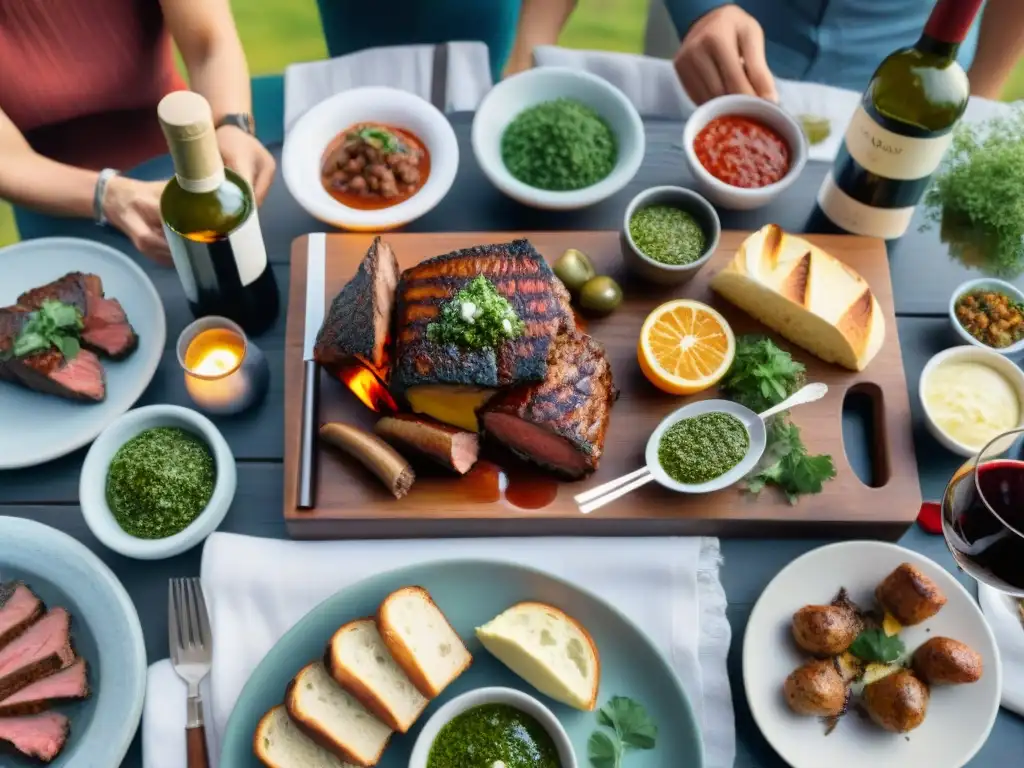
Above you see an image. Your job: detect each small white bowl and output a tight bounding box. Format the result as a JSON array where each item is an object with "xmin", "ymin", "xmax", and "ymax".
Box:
[
  {"xmin": 681, "ymin": 94, "xmax": 808, "ymax": 211},
  {"xmin": 919, "ymin": 345, "xmax": 1024, "ymax": 458},
  {"xmin": 472, "ymin": 67, "xmax": 645, "ymax": 210},
  {"xmin": 282, "ymin": 86, "xmax": 459, "ymax": 231},
  {"xmin": 80, "ymin": 405, "xmax": 237, "ymax": 560},
  {"xmin": 409, "ymin": 687, "xmax": 577, "ymax": 768},
  {"xmin": 949, "ymin": 277, "xmax": 1024, "ymax": 357},
  {"xmin": 646, "ymin": 399, "xmax": 767, "ymax": 493}
]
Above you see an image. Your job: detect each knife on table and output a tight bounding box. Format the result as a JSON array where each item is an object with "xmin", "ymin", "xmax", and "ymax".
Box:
[{"xmin": 298, "ymin": 233, "xmax": 326, "ymax": 510}]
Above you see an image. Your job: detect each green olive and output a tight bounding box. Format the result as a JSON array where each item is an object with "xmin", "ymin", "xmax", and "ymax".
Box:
[
  {"xmin": 553, "ymin": 248, "xmax": 597, "ymax": 293},
  {"xmin": 579, "ymin": 276, "xmax": 623, "ymax": 316}
]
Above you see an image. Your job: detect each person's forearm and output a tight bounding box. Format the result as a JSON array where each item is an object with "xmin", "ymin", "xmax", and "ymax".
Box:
[
  {"xmin": 182, "ymin": 35, "xmax": 252, "ymax": 123},
  {"xmin": 663, "ymin": 0, "xmax": 729, "ymax": 38},
  {"xmin": 0, "ymin": 140, "xmax": 98, "ymax": 219},
  {"xmin": 967, "ymin": 0, "xmax": 1024, "ymax": 99},
  {"xmin": 505, "ymin": 0, "xmax": 577, "ymax": 74}
]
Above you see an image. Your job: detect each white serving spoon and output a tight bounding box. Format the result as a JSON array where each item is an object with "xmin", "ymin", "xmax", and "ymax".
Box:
[{"xmin": 575, "ymin": 382, "xmax": 828, "ymax": 514}]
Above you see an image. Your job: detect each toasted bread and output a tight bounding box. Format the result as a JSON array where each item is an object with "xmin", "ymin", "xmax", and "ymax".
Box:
[
  {"xmin": 285, "ymin": 661, "xmax": 392, "ymax": 766},
  {"xmin": 328, "ymin": 618, "xmax": 428, "ymax": 732},
  {"xmin": 476, "ymin": 601, "xmax": 600, "ymax": 710},
  {"xmin": 376, "ymin": 586, "xmax": 471, "ymax": 698},
  {"xmin": 253, "ymin": 705, "xmax": 357, "ymax": 768}
]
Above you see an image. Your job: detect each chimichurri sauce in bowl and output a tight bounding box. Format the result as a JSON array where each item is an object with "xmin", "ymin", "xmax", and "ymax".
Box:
[
  {"xmin": 658, "ymin": 411, "xmax": 750, "ymax": 484},
  {"xmin": 427, "ymin": 703, "xmax": 562, "ymax": 768}
]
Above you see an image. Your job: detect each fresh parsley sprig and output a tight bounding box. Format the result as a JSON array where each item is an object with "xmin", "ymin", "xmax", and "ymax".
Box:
[
  {"xmin": 11, "ymin": 300, "xmax": 83, "ymax": 360},
  {"xmin": 587, "ymin": 696, "xmax": 657, "ymax": 768},
  {"xmin": 849, "ymin": 628, "xmax": 905, "ymax": 664},
  {"xmin": 744, "ymin": 419, "xmax": 836, "ymax": 504},
  {"xmin": 719, "ymin": 335, "xmax": 806, "ymax": 413}
]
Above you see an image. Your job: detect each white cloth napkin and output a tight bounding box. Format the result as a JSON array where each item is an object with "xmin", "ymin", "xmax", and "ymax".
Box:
[
  {"xmin": 283, "ymin": 42, "xmax": 493, "ymax": 134},
  {"xmin": 978, "ymin": 584, "xmax": 1024, "ymax": 717},
  {"xmin": 142, "ymin": 532, "xmax": 733, "ymax": 768},
  {"xmin": 533, "ymin": 45, "xmax": 1016, "ymax": 162}
]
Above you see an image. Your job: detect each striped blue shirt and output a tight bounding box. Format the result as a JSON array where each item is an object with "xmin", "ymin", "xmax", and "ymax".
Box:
[{"xmin": 664, "ymin": 0, "xmax": 983, "ymax": 92}]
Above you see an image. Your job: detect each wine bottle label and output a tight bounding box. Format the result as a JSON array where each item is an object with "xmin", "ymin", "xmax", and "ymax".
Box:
[
  {"xmin": 817, "ymin": 174, "xmax": 916, "ymax": 240},
  {"xmin": 844, "ymin": 105, "xmax": 953, "ymax": 180}
]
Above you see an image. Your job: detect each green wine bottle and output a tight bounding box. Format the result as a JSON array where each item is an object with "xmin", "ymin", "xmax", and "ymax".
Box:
[{"xmin": 817, "ymin": 0, "xmax": 984, "ymax": 239}]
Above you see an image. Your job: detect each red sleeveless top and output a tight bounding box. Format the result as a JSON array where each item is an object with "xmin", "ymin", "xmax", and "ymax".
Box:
[{"xmin": 0, "ymin": 0, "xmax": 187, "ymax": 170}]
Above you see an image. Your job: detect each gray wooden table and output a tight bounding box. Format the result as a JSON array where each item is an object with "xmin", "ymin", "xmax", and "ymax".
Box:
[{"xmin": 1, "ymin": 115, "xmax": 1021, "ymax": 767}]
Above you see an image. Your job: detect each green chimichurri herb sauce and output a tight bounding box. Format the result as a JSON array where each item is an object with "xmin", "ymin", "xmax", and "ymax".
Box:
[
  {"xmin": 501, "ymin": 98, "xmax": 617, "ymax": 192},
  {"xmin": 427, "ymin": 704, "xmax": 561, "ymax": 768},
  {"xmin": 628, "ymin": 205, "xmax": 707, "ymax": 265},
  {"xmin": 426, "ymin": 276, "xmax": 525, "ymax": 350},
  {"xmin": 106, "ymin": 427, "xmax": 215, "ymax": 539},
  {"xmin": 658, "ymin": 412, "xmax": 749, "ymax": 484}
]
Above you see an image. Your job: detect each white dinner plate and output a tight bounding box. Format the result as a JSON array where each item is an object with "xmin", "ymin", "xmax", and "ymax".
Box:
[
  {"xmin": 744, "ymin": 541, "xmax": 1002, "ymax": 768},
  {"xmin": 0, "ymin": 237, "xmax": 165, "ymax": 469}
]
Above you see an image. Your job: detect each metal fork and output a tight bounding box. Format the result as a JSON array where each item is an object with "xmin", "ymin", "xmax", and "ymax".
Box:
[{"xmin": 169, "ymin": 577, "xmax": 212, "ymax": 768}]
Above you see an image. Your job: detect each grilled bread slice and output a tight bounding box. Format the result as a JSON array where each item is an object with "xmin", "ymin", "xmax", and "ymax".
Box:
[
  {"xmin": 376, "ymin": 586, "xmax": 471, "ymax": 698},
  {"xmin": 253, "ymin": 706, "xmax": 358, "ymax": 768},
  {"xmin": 328, "ymin": 618, "xmax": 428, "ymax": 732},
  {"xmin": 285, "ymin": 662, "xmax": 392, "ymax": 766},
  {"xmin": 476, "ymin": 602, "xmax": 600, "ymax": 711}
]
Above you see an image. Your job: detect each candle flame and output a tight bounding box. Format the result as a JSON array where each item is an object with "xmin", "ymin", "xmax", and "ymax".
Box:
[
  {"xmin": 338, "ymin": 365, "xmax": 397, "ymax": 413},
  {"xmin": 193, "ymin": 347, "xmax": 241, "ymax": 377}
]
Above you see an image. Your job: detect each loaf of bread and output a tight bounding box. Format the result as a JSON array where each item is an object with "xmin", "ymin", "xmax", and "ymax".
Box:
[
  {"xmin": 328, "ymin": 618, "xmax": 428, "ymax": 733},
  {"xmin": 476, "ymin": 602, "xmax": 600, "ymax": 711},
  {"xmin": 377, "ymin": 586, "xmax": 472, "ymax": 698},
  {"xmin": 253, "ymin": 706, "xmax": 358, "ymax": 768},
  {"xmin": 710, "ymin": 224, "xmax": 885, "ymax": 371}
]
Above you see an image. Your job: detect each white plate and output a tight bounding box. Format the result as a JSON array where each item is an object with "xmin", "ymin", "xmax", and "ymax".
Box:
[
  {"xmin": 744, "ymin": 541, "xmax": 1002, "ymax": 768},
  {"xmin": 0, "ymin": 238, "xmax": 165, "ymax": 469}
]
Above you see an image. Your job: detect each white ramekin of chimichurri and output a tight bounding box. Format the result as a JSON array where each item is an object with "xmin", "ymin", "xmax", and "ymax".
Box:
[
  {"xmin": 79, "ymin": 404, "xmax": 237, "ymax": 560},
  {"xmin": 409, "ymin": 687, "xmax": 577, "ymax": 768}
]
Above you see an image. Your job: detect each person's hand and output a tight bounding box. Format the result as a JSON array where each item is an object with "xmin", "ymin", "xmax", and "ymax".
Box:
[
  {"xmin": 674, "ymin": 5, "xmax": 778, "ymax": 105},
  {"xmin": 102, "ymin": 176, "xmax": 172, "ymax": 265},
  {"xmin": 216, "ymin": 126, "xmax": 275, "ymax": 205}
]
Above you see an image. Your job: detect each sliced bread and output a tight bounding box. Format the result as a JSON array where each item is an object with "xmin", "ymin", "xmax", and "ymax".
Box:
[
  {"xmin": 376, "ymin": 586, "xmax": 471, "ymax": 698},
  {"xmin": 476, "ymin": 601, "xmax": 600, "ymax": 711},
  {"xmin": 254, "ymin": 705, "xmax": 358, "ymax": 768},
  {"xmin": 328, "ymin": 618, "xmax": 428, "ymax": 733},
  {"xmin": 285, "ymin": 661, "xmax": 392, "ymax": 766}
]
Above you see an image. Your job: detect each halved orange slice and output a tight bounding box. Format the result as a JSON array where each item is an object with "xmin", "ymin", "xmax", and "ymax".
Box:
[{"xmin": 638, "ymin": 299, "xmax": 735, "ymax": 395}]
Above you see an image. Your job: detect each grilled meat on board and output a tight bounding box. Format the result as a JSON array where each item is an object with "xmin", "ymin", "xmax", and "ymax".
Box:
[
  {"xmin": 374, "ymin": 414, "xmax": 480, "ymax": 475},
  {"xmin": 0, "ymin": 711, "xmax": 70, "ymax": 763},
  {"xmin": 0, "ymin": 659, "xmax": 89, "ymax": 717},
  {"xmin": 0, "ymin": 307, "xmax": 106, "ymax": 403},
  {"xmin": 482, "ymin": 331, "xmax": 616, "ymax": 480},
  {"xmin": 391, "ymin": 239, "xmax": 574, "ymax": 395},
  {"xmin": 17, "ymin": 272, "xmax": 138, "ymax": 360},
  {"xmin": 0, "ymin": 583, "xmax": 44, "ymax": 653},
  {"xmin": 314, "ymin": 237, "xmax": 399, "ymax": 380}
]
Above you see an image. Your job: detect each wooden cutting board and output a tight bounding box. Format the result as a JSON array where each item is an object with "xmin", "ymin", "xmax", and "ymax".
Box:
[{"xmin": 284, "ymin": 231, "xmax": 921, "ymax": 539}]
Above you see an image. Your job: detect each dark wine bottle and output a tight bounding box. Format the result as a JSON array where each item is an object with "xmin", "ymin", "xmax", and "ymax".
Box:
[
  {"xmin": 816, "ymin": 0, "xmax": 984, "ymax": 239},
  {"xmin": 157, "ymin": 91, "xmax": 279, "ymax": 336}
]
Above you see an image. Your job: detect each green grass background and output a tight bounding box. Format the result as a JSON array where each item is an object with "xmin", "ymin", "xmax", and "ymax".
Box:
[{"xmin": 1, "ymin": 0, "xmax": 1021, "ymax": 247}]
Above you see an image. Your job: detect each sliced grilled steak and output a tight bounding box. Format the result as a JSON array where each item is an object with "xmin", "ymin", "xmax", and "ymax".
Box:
[
  {"xmin": 0, "ymin": 712, "xmax": 69, "ymax": 762},
  {"xmin": 0, "ymin": 609, "xmax": 74, "ymax": 701},
  {"xmin": 0, "ymin": 307, "xmax": 106, "ymax": 403},
  {"xmin": 0, "ymin": 583, "xmax": 43, "ymax": 652},
  {"xmin": 0, "ymin": 660, "xmax": 88, "ymax": 716},
  {"xmin": 392, "ymin": 240, "xmax": 575, "ymax": 394},
  {"xmin": 17, "ymin": 272, "xmax": 138, "ymax": 360},
  {"xmin": 482, "ymin": 332, "xmax": 615, "ymax": 479},
  {"xmin": 314, "ymin": 237, "xmax": 399, "ymax": 380}
]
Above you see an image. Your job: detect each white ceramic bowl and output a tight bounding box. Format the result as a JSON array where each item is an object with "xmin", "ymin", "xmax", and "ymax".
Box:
[
  {"xmin": 282, "ymin": 86, "xmax": 459, "ymax": 230},
  {"xmin": 409, "ymin": 687, "xmax": 577, "ymax": 768},
  {"xmin": 682, "ymin": 94, "xmax": 808, "ymax": 211},
  {"xmin": 80, "ymin": 405, "xmax": 237, "ymax": 559},
  {"xmin": 645, "ymin": 399, "xmax": 767, "ymax": 493},
  {"xmin": 472, "ymin": 67, "xmax": 645, "ymax": 210},
  {"xmin": 919, "ymin": 345, "xmax": 1024, "ymax": 458},
  {"xmin": 949, "ymin": 277, "xmax": 1024, "ymax": 357}
]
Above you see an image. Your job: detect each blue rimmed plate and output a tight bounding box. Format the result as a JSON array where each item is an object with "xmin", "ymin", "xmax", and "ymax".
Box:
[
  {"xmin": 221, "ymin": 559, "xmax": 703, "ymax": 767},
  {"xmin": 0, "ymin": 516, "xmax": 147, "ymax": 768}
]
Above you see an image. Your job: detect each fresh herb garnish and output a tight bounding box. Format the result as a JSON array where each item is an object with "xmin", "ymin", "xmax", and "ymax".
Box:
[
  {"xmin": 744, "ymin": 418, "xmax": 836, "ymax": 504},
  {"xmin": 354, "ymin": 126, "xmax": 402, "ymax": 154},
  {"xmin": 849, "ymin": 628, "xmax": 905, "ymax": 663},
  {"xmin": 719, "ymin": 335, "xmax": 806, "ymax": 413},
  {"xmin": 426, "ymin": 275, "xmax": 525, "ymax": 350},
  {"xmin": 11, "ymin": 300, "xmax": 83, "ymax": 360},
  {"xmin": 924, "ymin": 108, "xmax": 1024, "ymax": 277},
  {"xmin": 588, "ymin": 696, "xmax": 657, "ymax": 768}
]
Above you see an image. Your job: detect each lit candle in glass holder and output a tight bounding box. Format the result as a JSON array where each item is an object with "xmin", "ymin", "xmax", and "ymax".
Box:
[{"xmin": 177, "ymin": 317, "xmax": 269, "ymax": 415}]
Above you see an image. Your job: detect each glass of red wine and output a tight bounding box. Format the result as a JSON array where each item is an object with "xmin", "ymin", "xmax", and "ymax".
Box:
[{"xmin": 941, "ymin": 426, "xmax": 1024, "ymax": 596}]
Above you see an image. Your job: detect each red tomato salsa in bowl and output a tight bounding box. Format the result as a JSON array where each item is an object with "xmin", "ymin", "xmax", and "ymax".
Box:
[{"xmin": 693, "ymin": 115, "xmax": 790, "ymax": 189}]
